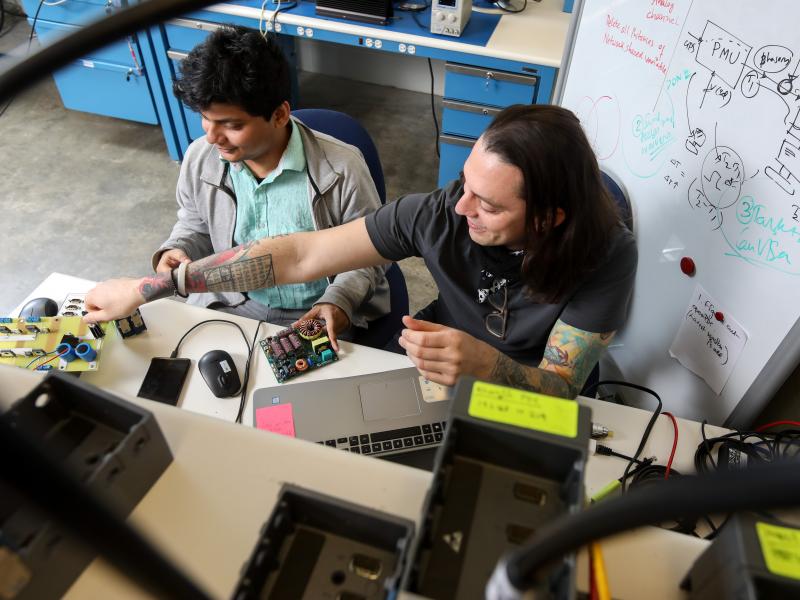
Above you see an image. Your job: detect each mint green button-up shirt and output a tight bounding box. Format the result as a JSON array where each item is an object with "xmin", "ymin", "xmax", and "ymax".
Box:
[{"xmin": 229, "ymin": 122, "xmax": 328, "ymax": 309}]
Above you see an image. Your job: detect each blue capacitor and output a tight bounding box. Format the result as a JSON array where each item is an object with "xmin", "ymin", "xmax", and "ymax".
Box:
[
  {"xmin": 57, "ymin": 342, "xmax": 77, "ymax": 362},
  {"xmin": 75, "ymin": 342, "xmax": 97, "ymax": 362},
  {"xmin": 320, "ymin": 349, "xmax": 334, "ymax": 363}
]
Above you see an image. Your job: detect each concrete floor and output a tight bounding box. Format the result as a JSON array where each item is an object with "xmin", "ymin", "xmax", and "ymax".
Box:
[{"xmin": 0, "ymin": 15, "xmax": 438, "ymax": 315}]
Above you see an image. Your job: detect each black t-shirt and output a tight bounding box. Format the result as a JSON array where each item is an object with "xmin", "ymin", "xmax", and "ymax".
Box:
[{"xmin": 365, "ymin": 180, "xmax": 638, "ymax": 366}]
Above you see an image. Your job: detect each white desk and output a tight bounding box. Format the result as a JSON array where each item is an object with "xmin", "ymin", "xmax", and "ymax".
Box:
[
  {"xmin": 8, "ymin": 272, "xmax": 735, "ymax": 599},
  {"xmin": 15, "ymin": 273, "xmax": 413, "ymax": 426}
]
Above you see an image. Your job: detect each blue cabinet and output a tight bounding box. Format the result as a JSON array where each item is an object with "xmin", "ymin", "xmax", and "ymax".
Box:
[
  {"xmin": 438, "ymin": 62, "xmax": 540, "ymax": 187},
  {"xmin": 32, "ymin": 19, "xmax": 158, "ymax": 124},
  {"xmin": 21, "ymin": 1, "xmax": 168, "ymax": 130}
]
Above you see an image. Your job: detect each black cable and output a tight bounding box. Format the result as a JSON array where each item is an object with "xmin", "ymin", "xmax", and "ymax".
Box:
[
  {"xmin": 268, "ymin": 0, "xmax": 298, "ymax": 30},
  {"xmin": 497, "ymin": 460, "xmax": 800, "ymax": 594},
  {"xmin": 28, "ymin": 0, "xmax": 45, "ymax": 53},
  {"xmin": 0, "ymin": 415, "xmax": 212, "ymax": 600},
  {"xmin": 594, "ymin": 443, "xmax": 647, "ymax": 465},
  {"xmin": 0, "ymin": 0, "xmax": 223, "ymax": 106},
  {"xmin": 236, "ymin": 319, "xmax": 266, "ymax": 424},
  {"xmin": 583, "ymin": 380, "xmax": 662, "ymax": 492},
  {"xmin": 428, "ymin": 57, "xmax": 440, "ymax": 158},
  {"xmin": 170, "ymin": 318, "xmax": 259, "ymax": 424}
]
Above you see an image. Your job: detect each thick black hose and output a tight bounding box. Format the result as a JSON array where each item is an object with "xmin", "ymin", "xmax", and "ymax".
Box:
[
  {"xmin": 0, "ymin": 0, "xmax": 219, "ymax": 105},
  {"xmin": 0, "ymin": 417, "xmax": 212, "ymax": 600},
  {"xmin": 504, "ymin": 460, "xmax": 800, "ymax": 589}
]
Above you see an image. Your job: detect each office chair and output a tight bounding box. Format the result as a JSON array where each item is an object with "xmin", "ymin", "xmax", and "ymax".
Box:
[
  {"xmin": 292, "ymin": 109, "xmax": 410, "ymax": 349},
  {"xmin": 581, "ymin": 170, "xmax": 634, "ymax": 397}
]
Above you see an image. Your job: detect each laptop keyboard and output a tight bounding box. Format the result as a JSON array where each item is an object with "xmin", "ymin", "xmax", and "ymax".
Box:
[{"xmin": 317, "ymin": 421, "xmax": 447, "ymax": 455}]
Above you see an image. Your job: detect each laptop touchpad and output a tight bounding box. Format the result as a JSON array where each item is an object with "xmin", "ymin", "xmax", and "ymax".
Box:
[{"xmin": 359, "ymin": 378, "xmax": 421, "ymax": 422}]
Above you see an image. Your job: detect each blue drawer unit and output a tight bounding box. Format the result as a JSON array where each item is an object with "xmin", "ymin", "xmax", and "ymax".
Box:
[
  {"xmin": 50, "ymin": 59, "xmax": 158, "ymax": 124},
  {"xmin": 21, "ymin": 0, "xmax": 119, "ymax": 27},
  {"xmin": 167, "ymin": 50, "xmax": 205, "ymax": 140},
  {"xmin": 438, "ymin": 134, "xmax": 475, "ymax": 188},
  {"xmin": 444, "ymin": 63, "xmax": 539, "ymax": 108},
  {"xmin": 30, "ymin": 19, "xmax": 158, "ymax": 124},
  {"xmin": 441, "ymin": 99, "xmax": 502, "ymax": 139}
]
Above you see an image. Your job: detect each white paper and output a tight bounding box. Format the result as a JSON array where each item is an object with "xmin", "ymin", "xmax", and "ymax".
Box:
[{"xmin": 669, "ymin": 285, "xmax": 748, "ymax": 394}]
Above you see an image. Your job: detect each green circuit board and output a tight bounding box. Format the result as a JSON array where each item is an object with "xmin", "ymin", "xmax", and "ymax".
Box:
[{"xmin": 260, "ymin": 319, "xmax": 338, "ymax": 383}]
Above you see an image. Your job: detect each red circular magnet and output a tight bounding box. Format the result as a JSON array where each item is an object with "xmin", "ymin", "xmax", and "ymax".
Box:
[
  {"xmin": 714, "ymin": 311, "xmax": 724, "ymax": 322},
  {"xmin": 680, "ymin": 257, "xmax": 696, "ymax": 276}
]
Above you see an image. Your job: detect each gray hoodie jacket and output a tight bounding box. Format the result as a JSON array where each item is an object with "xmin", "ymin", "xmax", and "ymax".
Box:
[{"xmin": 152, "ymin": 118, "xmax": 390, "ymax": 328}]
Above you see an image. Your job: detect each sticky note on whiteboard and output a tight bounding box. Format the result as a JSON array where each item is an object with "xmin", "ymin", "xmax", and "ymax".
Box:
[
  {"xmin": 255, "ymin": 403, "xmax": 296, "ymax": 438},
  {"xmin": 669, "ymin": 285, "xmax": 748, "ymax": 394}
]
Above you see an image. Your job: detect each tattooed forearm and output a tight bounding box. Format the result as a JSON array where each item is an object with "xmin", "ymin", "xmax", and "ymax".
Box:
[
  {"xmin": 540, "ymin": 321, "xmax": 616, "ymax": 398},
  {"xmin": 138, "ymin": 274, "xmax": 175, "ymax": 302},
  {"xmin": 489, "ymin": 353, "xmax": 572, "ymax": 398},
  {"xmin": 184, "ymin": 241, "xmax": 276, "ymax": 293}
]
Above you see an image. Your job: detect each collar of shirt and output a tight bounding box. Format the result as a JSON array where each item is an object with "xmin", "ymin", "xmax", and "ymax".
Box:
[{"xmin": 220, "ymin": 120, "xmax": 307, "ymax": 185}]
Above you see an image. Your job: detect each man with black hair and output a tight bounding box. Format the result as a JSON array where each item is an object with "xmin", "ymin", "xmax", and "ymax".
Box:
[
  {"xmin": 154, "ymin": 25, "xmax": 388, "ymax": 350},
  {"xmin": 87, "ymin": 105, "xmax": 637, "ymax": 399}
]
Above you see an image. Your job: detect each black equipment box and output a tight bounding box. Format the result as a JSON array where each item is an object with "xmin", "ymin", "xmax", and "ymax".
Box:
[
  {"xmin": 233, "ymin": 484, "xmax": 415, "ymax": 599},
  {"xmin": 0, "ymin": 372, "xmax": 173, "ymax": 600},
  {"xmin": 681, "ymin": 513, "xmax": 800, "ymax": 599},
  {"xmin": 401, "ymin": 377, "xmax": 591, "ymax": 600},
  {"xmin": 316, "ymin": 0, "xmax": 393, "ymax": 25}
]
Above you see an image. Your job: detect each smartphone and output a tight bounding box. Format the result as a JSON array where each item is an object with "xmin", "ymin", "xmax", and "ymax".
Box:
[{"xmin": 137, "ymin": 357, "xmax": 192, "ymax": 405}]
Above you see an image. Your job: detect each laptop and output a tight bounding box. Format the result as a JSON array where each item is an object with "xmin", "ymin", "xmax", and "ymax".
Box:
[{"xmin": 251, "ymin": 367, "xmax": 452, "ymax": 458}]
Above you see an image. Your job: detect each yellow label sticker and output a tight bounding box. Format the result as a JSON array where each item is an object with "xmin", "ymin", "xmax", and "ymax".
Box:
[
  {"xmin": 468, "ymin": 381, "xmax": 578, "ymax": 438},
  {"xmin": 757, "ymin": 521, "xmax": 800, "ymax": 581}
]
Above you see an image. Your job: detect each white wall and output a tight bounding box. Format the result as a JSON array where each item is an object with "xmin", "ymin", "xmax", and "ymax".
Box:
[{"xmin": 295, "ymin": 37, "xmax": 445, "ymax": 96}]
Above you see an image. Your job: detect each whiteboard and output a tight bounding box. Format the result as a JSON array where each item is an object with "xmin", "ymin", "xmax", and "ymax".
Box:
[{"xmin": 558, "ymin": 0, "xmax": 800, "ymax": 426}]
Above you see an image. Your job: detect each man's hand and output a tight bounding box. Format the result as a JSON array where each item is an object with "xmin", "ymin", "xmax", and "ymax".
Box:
[
  {"xmin": 156, "ymin": 248, "xmax": 191, "ymax": 273},
  {"xmin": 398, "ymin": 316, "xmax": 498, "ymax": 386},
  {"xmin": 294, "ymin": 303, "xmax": 351, "ymax": 352},
  {"xmin": 83, "ymin": 278, "xmax": 147, "ymax": 323}
]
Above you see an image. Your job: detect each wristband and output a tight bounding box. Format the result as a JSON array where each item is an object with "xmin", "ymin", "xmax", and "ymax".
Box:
[
  {"xmin": 176, "ymin": 261, "xmax": 188, "ymax": 297},
  {"xmin": 170, "ymin": 267, "xmax": 187, "ymax": 298}
]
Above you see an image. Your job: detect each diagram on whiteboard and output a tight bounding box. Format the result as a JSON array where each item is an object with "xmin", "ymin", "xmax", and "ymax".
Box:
[{"xmin": 579, "ymin": 2, "xmax": 800, "ymax": 275}]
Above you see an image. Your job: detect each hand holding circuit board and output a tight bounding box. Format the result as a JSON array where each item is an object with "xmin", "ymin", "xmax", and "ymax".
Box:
[{"xmin": 261, "ymin": 319, "xmax": 339, "ymax": 383}]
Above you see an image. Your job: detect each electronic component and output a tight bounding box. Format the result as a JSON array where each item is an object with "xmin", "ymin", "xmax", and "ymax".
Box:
[
  {"xmin": 682, "ymin": 513, "xmax": 800, "ymax": 598},
  {"xmin": 0, "ymin": 316, "xmax": 110, "ymax": 372},
  {"xmin": 260, "ymin": 319, "xmax": 338, "ymax": 383},
  {"xmin": 431, "ymin": 0, "xmax": 472, "ymax": 37},
  {"xmin": 402, "ymin": 377, "xmax": 591, "ymax": 599},
  {"xmin": 233, "ymin": 484, "xmax": 413, "ymax": 600},
  {"xmin": 114, "ymin": 309, "xmax": 147, "ymax": 339},
  {"xmin": 1, "ymin": 372, "xmax": 173, "ymax": 600},
  {"xmin": 315, "ymin": 0, "xmax": 393, "ymax": 25}
]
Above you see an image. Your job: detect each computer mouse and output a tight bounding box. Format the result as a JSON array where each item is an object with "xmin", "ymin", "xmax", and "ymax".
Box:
[
  {"xmin": 19, "ymin": 297, "xmax": 59, "ymax": 318},
  {"xmin": 198, "ymin": 349, "xmax": 241, "ymax": 398}
]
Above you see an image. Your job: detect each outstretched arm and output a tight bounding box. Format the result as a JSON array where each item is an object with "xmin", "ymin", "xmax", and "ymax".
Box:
[{"xmin": 84, "ymin": 219, "xmax": 386, "ymax": 322}]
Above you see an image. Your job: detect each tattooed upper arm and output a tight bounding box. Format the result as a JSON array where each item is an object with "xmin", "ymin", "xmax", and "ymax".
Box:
[{"xmin": 539, "ymin": 319, "xmax": 616, "ymax": 398}]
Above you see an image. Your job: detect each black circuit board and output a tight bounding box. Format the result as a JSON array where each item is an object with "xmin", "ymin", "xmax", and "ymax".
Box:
[{"xmin": 260, "ymin": 320, "xmax": 338, "ymax": 383}]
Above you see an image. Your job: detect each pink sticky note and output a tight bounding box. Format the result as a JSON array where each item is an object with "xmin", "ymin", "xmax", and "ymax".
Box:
[{"xmin": 255, "ymin": 403, "xmax": 296, "ymax": 438}]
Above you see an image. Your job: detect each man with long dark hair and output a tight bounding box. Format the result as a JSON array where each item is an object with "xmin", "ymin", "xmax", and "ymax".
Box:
[
  {"xmin": 154, "ymin": 25, "xmax": 389, "ymax": 351},
  {"xmin": 86, "ymin": 105, "xmax": 637, "ymax": 399}
]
